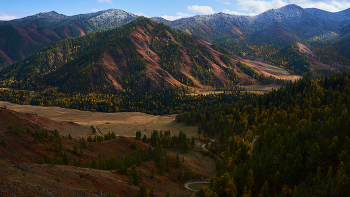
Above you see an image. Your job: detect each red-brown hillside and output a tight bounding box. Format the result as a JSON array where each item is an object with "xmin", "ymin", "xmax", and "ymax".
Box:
[
  {"xmin": 0, "ymin": 107, "xmax": 210, "ymax": 196},
  {"xmin": 1, "ymin": 18, "xmax": 290, "ymax": 92}
]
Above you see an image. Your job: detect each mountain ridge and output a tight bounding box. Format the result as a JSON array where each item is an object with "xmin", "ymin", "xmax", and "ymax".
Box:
[
  {"xmin": 1, "ymin": 4, "xmax": 349, "ymax": 69},
  {"xmin": 0, "ymin": 18, "xmax": 297, "ymax": 93}
]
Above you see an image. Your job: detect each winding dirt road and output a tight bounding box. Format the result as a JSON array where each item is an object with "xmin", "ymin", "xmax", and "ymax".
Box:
[
  {"xmin": 185, "ymin": 137, "xmax": 257, "ymax": 191},
  {"xmin": 184, "ymin": 139, "xmax": 217, "ymax": 191},
  {"xmin": 92, "ymin": 125, "xmax": 101, "ymax": 136}
]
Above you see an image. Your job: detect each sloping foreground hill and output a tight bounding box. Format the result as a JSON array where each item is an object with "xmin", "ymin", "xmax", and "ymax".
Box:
[
  {"xmin": 0, "ymin": 9, "xmax": 137, "ymax": 66},
  {"xmin": 0, "ymin": 107, "xmax": 209, "ymax": 196},
  {"xmin": 177, "ymin": 72, "xmax": 350, "ymax": 196},
  {"xmin": 0, "ymin": 17, "xmax": 286, "ymax": 93}
]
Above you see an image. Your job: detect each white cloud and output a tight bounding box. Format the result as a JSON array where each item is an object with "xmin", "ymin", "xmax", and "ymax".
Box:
[
  {"xmin": 91, "ymin": 9, "xmax": 102, "ymax": 12},
  {"xmin": 287, "ymin": 0, "xmax": 343, "ymax": 12},
  {"xmin": 331, "ymin": 1, "xmax": 350, "ymax": 10},
  {"xmin": 188, "ymin": 5, "xmax": 216, "ymax": 15},
  {"xmin": 0, "ymin": 12, "xmax": 17, "ymax": 21},
  {"xmin": 221, "ymin": 0, "xmax": 349, "ymax": 15},
  {"xmin": 236, "ymin": 0, "xmax": 288, "ymax": 14},
  {"xmin": 96, "ymin": 0, "xmax": 112, "ymax": 4},
  {"xmin": 223, "ymin": 9, "xmax": 256, "ymax": 15},
  {"xmin": 216, "ymin": 0, "xmax": 232, "ymax": 5},
  {"xmin": 135, "ymin": 12, "xmax": 149, "ymax": 17},
  {"xmin": 161, "ymin": 12, "xmax": 191, "ymax": 21}
]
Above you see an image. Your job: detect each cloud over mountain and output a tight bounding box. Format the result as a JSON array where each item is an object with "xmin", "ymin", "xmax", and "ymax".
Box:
[
  {"xmin": 188, "ymin": 5, "xmax": 216, "ymax": 15},
  {"xmin": 222, "ymin": 0, "xmax": 350, "ymax": 14},
  {"xmin": 0, "ymin": 12, "xmax": 17, "ymax": 21}
]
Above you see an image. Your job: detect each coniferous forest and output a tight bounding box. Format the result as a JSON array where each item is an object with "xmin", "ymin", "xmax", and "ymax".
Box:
[{"xmin": 177, "ymin": 72, "xmax": 350, "ymax": 196}]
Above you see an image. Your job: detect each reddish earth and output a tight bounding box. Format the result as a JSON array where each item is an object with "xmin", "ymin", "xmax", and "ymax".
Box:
[
  {"xmin": 0, "ymin": 107, "xmax": 210, "ymax": 196},
  {"xmin": 0, "ymin": 25, "xmax": 63, "ymax": 63},
  {"xmin": 43, "ymin": 29, "xmax": 61, "ymax": 39},
  {"xmin": 295, "ymin": 43, "xmax": 335, "ymax": 71},
  {"xmin": 0, "ymin": 48, "xmax": 14, "ymax": 64},
  {"xmin": 97, "ymin": 19, "xmax": 301, "ymax": 91},
  {"xmin": 13, "ymin": 26, "xmax": 40, "ymax": 44},
  {"xmin": 75, "ymin": 24, "xmax": 86, "ymax": 36},
  {"xmin": 63, "ymin": 26, "xmax": 71, "ymax": 38}
]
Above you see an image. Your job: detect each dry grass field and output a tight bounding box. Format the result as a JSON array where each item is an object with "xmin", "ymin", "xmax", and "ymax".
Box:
[
  {"xmin": 243, "ymin": 60, "xmax": 302, "ymax": 81},
  {"xmin": 0, "ymin": 101, "xmax": 198, "ymax": 138}
]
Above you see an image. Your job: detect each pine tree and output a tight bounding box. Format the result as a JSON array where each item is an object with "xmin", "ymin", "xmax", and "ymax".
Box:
[
  {"xmin": 150, "ymin": 168, "xmax": 155, "ymax": 178},
  {"xmin": 259, "ymin": 180, "xmax": 270, "ymax": 197},
  {"xmin": 142, "ymin": 134, "xmax": 147, "ymax": 143},
  {"xmin": 183, "ymin": 140, "xmax": 189, "ymax": 152},
  {"xmin": 176, "ymin": 153, "xmax": 180, "ymax": 168},
  {"xmin": 149, "ymin": 187, "xmax": 154, "ymax": 197},
  {"xmin": 63, "ymin": 152, "xmax": 69, "ymax": 165},
  {"xmin": 246, "ymin": 169, "xmax": 255, "ymax": 189},
  {"xmin": 138, "ymin": 185, "xmax": 148, "ymax": 197},
  {"xmin": 132, "ymin": 165, "xmax": 140, "ymax": 185},
  {"xmin": 198, "ymin": 127, "xmax": 202, "ymax": 135},
  {"xmin": 73, "ymin": 144, "xmax": 78, "ymax": 154}
]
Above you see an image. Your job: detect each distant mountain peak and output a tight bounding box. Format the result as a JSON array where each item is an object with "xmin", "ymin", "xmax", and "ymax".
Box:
[
  {"xmin": 283, "ymin": 4, "xmax": 303, "ymax": 9},
  {"xmin": 35, "ymin": 10, "xmax": 65, "ymax": 17},
  {"xmin": 265, "ymin": 4, "xmax": 304, "ymax": 14},
  {"xmin": 99, "ymin": 9, "xmax": 137, "ymax": 17}
]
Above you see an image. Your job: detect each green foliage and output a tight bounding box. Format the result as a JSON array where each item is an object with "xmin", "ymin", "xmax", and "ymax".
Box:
[
  {"xmin": 86, "ymin": 132, "xmax": 116, "ymax": 142},
  {"xmin": 132, "ymin": 165, "xmax": 140, "ymax": 186},
  {"xmin": 237, "ymin": 61, "xmax": 276, "ymax": 85},
  {"xmin": 138, "ymin": 185, "xmax": 148, "ymax": 197},
  {"xmin": 0, "ymin": 18, "xmax": 152, "ymax": 93},
  {"xmin": 213, "ymin": 36, "xmax": 313, "ymax": 76},
  {"xmin": 136, "ymin": 131, "xmax": 142, "ymax": 140},
  {"xmin": 91, "ymin": 125, "xmax": 97, "ymax": 134},
  {"xmin": 269, "ymin": 46, "xmax": 311, "ymax": 75},
  {"xmin": 237, "ymin": 61, "xmax": 259, "ymax": 79},
  {"xmin": 0, "ymin": 53, "xmax": 8, "ymax": 66},
  {"xmin": 0, "ymin": 18, "xmax": 247, "ymax": 92},
  {"xmin": 0, "ymin": 89, "xmax": 256, "ymax": 115},
  {"xmin": 150, "ymin": 130, "xmax": 192, "ymax": 151},
  {"xmin": 0, "ymin": 25, "xmax": 22, "ymax": 61},
  {"xmin": 179, "ymin": 72, "xmax": 350, "ymax": 196},
  {"xmin": 142, "ymin": 134, "xmax": 147, "ymax": 143}
]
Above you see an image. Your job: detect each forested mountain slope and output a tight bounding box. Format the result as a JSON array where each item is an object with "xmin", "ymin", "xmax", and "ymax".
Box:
[
  {"xmin": 152, "ymin": 5, "xmax": 350, "ymax": 71},
  {"xmin": 1, "ymin": 5, "xmax": 349, "ymax": 71},
  {"xmin": 0, "ymin": 9, "xmax": 137, "ymax": 66},
  {"xmin": 177, "ymin": 72, "xmax": 350, "ymax": 196},
  {"xmin": 0, "ymin": 18, "xmax": 283, "ymax": 93}
]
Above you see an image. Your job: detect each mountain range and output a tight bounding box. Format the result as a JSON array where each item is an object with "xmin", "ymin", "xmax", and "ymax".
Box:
[
  {"xmin": 1, "ymin": 17, "xmax": 296, "ymax": 93},
  {"xmin": 153, "ymin": 4, "xmax": 350, "ymax": 44},
  {"xmin": 1, "ymin": 4, "xmax": 350, "ymax": 67},
  {"xmin": 0, "ymin": 9, "xmax": 137, "ymax": 65},
  {"xmin": 0, "ymin": 4, "xmax": 349, "ymax": 93}
]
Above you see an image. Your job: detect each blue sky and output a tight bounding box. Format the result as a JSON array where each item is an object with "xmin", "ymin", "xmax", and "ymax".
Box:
[{"xmin": 1, "ymin": 0, "xmax": 350, "ymax": 21}]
